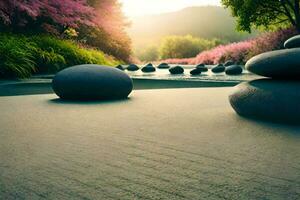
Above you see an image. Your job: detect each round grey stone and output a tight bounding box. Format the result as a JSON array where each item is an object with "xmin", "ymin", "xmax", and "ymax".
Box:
[
  {"xmin": 190, "ymin": 68, "xmax": 201, "ymax": 75},
  {"xmin": 52, "ymin": 65, "xmax": 133, "ymax": 100},
  {"xmin": 246, "ymin": 49, "xmax": 300, "ymax": 79},
  {"xmin": 211, "ymin": 64, "xmax": 225, "ymax": 73},
  {"xmin": 169, "ymin": 66, "xmax": 184, "ymax": 74},
  {"xmin": 284, "ymin": 35, "xmax": 300, "ymax": 49},
  {"xmin": 127, "ymin": 64, "xmax": 139, "ymax": 71},
  {"xmin": 225, "ymin": 65, "xmax": 243, "ymax": 75},
  {"xmin": 229, "ymin": 79, "xmax": 300, "ymax": 124}
]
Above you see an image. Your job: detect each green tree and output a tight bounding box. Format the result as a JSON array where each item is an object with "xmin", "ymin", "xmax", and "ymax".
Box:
[{"xmin": 222, "ymin": 0, "xmax": 300, "ymax": 32}]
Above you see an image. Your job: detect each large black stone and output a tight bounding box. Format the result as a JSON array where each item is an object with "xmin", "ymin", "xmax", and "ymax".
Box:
[
  {"xmin": 157, "ymin": 63, "xmax": 170, "ymax": 69},
  {"xmin": 225, "ymin": 65, "xmax": 243, "ymax": 75},
  {"xmin": 127, "ymin": 64, "xmax": 140, "ymax": 71},
  {"xmin": 52, "ymin": 65, "xmax": 133, "ymax": 100},
  {"xmin": 246, "ymin": 49, "xmax": 300, "ymax": 79},
  {"xmin": 284, "ymin": 35, "xmax": 300, "ymax": 49},
  {"xmin": 169, "ymin": 66, "xmax": 184, "ymax": 74},
  {"xmin": 229, "ymin": 79, "xmax": 300, "ymax": 124},
  {"xmin": 211, "ymin": 64, "xmax": 225, "ymax": 73}
]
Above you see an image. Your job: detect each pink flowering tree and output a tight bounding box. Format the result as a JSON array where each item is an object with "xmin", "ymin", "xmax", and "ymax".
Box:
[
  {"xmin": 0, "ymin": 0, "xmax": 132, "ymax": 61},
  {"xmin": 0, "ymin": 0, "xmax": 128, "ymax": 37},
  {"xmin": 0, "ymin": 0, "xmax": 97, "ymax": 34}
]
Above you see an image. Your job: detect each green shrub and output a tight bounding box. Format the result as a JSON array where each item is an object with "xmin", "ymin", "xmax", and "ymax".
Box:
[
  {"xmin": 159, "ymin": 35, "xmax": 223, "ymax": 60},
  {"xmin": 0, "ymin": 33, "xmax": 121, "ymax": 78}
]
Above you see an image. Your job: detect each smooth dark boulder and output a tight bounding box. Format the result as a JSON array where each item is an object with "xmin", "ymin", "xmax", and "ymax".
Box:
[
  {"xmin": 211, "ymin": 64, "xmax": 225, "ymax": 73},
  {"xmin": 246, "ymin": 49, "xmax": 300, "ymax": 79},
  {"xmin": 190, "ymin": 68, "xmax": 201, "ymax": 75},
  {"xmin": 196, "ymin": 65, "xmax": 208, "ymax": 72},
  {"xmin": 157, "ymin": 63, "xmax": 170, "ymax": 69},
  {"xmin": 169, "ymin": 66, "xmax": 184, "ymax": 74},
  {"xmin": 224, "ymin": 60, "xmax": 235, "ymax": 66},
  {"xmin": 142, "ymin": 65, "xmax": 156, "ymax": 73},
  {"xmin": 225, "ymin": 65, "xmax": 243, "ymax": 75},
  {"xmin": 127, "ymin": 64, "xmax": 139, "ymax": 71},
  {"xmin": 52, "ymin": 65, "xmax": 133, "ymax": 100},
  {"xmin": 115, "ymin": 65, "xmax": 125, "ymax": 70},
  {"xmin": 229, "ymin": 79, "xmax": 300, "ymax": 124},
  {"xmin": 284, "ymin": 35, "xmax": 300, "ymax": 49}
]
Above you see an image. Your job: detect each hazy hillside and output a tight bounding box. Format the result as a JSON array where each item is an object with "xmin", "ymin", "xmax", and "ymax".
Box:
[{"xmin": 128, "ymin": 6, "xmax": 256, "ymax": 48}]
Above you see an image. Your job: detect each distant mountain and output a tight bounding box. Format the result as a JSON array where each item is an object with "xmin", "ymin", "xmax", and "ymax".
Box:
[{"xmin": 128, "ymin": 6, "xmax": 256, "ymax": 48}]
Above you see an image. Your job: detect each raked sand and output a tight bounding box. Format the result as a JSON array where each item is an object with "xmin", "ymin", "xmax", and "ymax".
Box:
[{"xmin": 0, "ymin": 88, "xmax": 299, "ymax": 199}]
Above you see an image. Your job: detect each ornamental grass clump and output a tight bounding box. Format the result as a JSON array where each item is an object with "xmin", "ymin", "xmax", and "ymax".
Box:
[{"xmin": 0, "ymin": 33, "xmax": 121, "ymax": 78}]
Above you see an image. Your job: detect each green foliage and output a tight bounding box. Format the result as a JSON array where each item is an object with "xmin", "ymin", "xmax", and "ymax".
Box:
[
  {"xmin": 159, "ymin": 35, "xmax": 224, "ymax": 60},
  {"xmin": 77, "ymin": 26, "xmax": 132, "ymax": 62},
  {"xmin": 0, "ymin": 34, "xmax": 36, "ymax": 78},
  {"xmin": 0, "ymin": 33, "xmax": 121, "ymax": 78},
  {"xmin": 221, "ymin": 0, "xmax": 299, "ymax": 32},
  {"xmin": 135, "ymin": 46, "xmax": 159, "ymax": 62}
]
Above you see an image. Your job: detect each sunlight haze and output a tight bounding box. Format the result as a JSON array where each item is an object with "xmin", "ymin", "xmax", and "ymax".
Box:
[{"xmin": 120, "ymin": 0, "xmax": 221, "ymax": 18}]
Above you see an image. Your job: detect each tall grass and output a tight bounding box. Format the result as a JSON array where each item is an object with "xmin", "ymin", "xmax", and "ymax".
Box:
[
  {"xmin": 0, "ymin": 33, "xmax": 121, "ymax": 78},
  {"xmin": 0, "ymin": 35, "xmax": 36, "ymax": 78}
]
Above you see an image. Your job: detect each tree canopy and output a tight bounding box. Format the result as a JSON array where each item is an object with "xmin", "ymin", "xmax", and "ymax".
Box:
[{"xmin": 221, "ymin": 0, "xmax": 300, "ymax": 32}]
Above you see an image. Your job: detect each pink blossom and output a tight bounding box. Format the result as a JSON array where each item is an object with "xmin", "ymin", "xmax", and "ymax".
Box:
[{"xmin": 163, "ymin": 28, "xmax": 298, "ymax": 64}]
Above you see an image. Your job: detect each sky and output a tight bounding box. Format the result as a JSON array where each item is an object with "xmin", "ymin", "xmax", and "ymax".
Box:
[{"xmin": 120, "ymin": 0, "xmax": 221, "ymax": 18}]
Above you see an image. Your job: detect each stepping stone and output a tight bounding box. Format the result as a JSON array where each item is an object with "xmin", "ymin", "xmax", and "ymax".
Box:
[
  {"xmin": 196, "ymin": 63, "xmax": 205, "ymax": 67},
  {"xmin": 142, "ymin": 65, "xmax": 156, "ymax": 73},
  {"xmin": 229, "ymin": 79, "xmax": 300, "ymax": 124},
  {"xmin": 224, "ymin": 60, "xmax": 235, "ymax": 66},
  {"xmin": 246, "ymin": 49, "xmax": 300, "ymax": 79},
  {"xmin": 211, "ymin": 64, "xmax": 225, "ymax": 73},
  {"xmin": 284, "ymin": 35, "xmax": 300, "ymax": 49},
  {"xmin": 169, "ymin": 66, "xmax": 184, "ymax": 74},
  {"xmin": 225, "ymin": 65, "xmax": 243, "ymax": 75},
  {"xmin": 52, "ymin": 65, "xmax": 133, "ymax": 100},
  {"xmin": 144, "ymin": 63, "xmax": 153, "ymax": 67},
  {"xmin": 190, "ymin": 68, "xmax": 201, "ymax": 75},
  {"xmin": 157, "ymin": 63, "xmax": 170, "ymax": 69},
  {"xmin": 196, "ymin": 65, "xmax": 208, "ymax": 72},
  {"xmin": 115, "ymin": 65, "xmax": 125, "ymax": 70},
  {"xmin": 127, "ymin": 64, "xmax": 139, "ymax": 71}
]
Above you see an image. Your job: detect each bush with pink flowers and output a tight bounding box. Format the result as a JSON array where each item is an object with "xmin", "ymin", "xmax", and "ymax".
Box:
[{"xmin": 163, "ymin": 28, "xmax": 298, "ymax": 65}]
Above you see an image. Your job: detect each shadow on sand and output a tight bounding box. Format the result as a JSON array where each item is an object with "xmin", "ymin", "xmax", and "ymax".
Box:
[{"xmin": 48, "ymin": 97, "xmax": 132, "ymax": 105}]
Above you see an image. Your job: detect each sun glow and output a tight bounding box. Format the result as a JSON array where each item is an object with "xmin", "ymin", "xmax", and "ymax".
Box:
[{"xmin": 120, "ymin": 0, "xmax": 221, "ymax": 18}]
